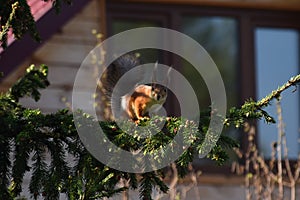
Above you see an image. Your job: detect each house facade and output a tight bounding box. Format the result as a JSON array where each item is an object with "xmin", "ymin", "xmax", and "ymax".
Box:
[{"xmin": 1, "ymin": 0, "xmax": 300, "ymax": 199}]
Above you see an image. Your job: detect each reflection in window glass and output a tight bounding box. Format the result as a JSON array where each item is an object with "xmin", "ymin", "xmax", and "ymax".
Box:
[
  {"xmin": 182, "ymin": 17, "xmax": 239, "ymax": 164},
  {"xmin": 111, "ymin": 20, "xmax": 160, "ymax": 63},
  {"xmin": 255, "ymin": 28, "xmax": 300, "ymax": 159},
  {"xmin": 181, "ymin": 17, "xmax": 238, "ymax": 109}
]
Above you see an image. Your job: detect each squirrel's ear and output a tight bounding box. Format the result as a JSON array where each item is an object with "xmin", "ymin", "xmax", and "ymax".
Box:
[
  {"xmin": 151, "ymin": 61, "xmax": 159, "ymax": 83},
  {"xmin": 164, "ymin": 66, "xmax": 172, "ymax": 87}
]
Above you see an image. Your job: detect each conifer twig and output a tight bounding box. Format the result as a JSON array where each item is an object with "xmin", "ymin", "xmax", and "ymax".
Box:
[
  {"xmin": 0, "ymin": 2, "xmax": 19, "ymax": 49},
  {"xmin": 257, "ymin": 74, "xmax": 300, "ymax": 108}
]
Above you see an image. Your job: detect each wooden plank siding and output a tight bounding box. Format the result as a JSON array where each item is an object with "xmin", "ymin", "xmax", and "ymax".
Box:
[{"xmin": 1, "ymin": 0, "xmax": 103, "ymax": 113}]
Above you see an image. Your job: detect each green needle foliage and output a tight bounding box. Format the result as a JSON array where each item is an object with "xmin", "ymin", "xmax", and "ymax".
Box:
[
  {"xmin": 0, "ymin": 65, "xmax": 299, "ymax": 200},
  {"xmin": 1, "ymin": 1, "xmax": 300, "ymax": 199},
  {"xmin": 0, "ymin": 0, "xmax": 72, "ymax": 49},
  {"xmin": 0, "ymin": 65, "xmax": 127, "ymax": 199}
]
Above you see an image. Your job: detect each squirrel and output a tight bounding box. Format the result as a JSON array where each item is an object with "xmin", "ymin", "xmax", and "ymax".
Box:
[{"xmin": 99, "ymin": 54, "xmax": 170, "ymax": 122}]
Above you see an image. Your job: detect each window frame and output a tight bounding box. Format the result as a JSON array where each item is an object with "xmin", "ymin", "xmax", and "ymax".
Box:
[{"xmin": 106, "ymin": 0, "xmax": 300, "ymax": 173}]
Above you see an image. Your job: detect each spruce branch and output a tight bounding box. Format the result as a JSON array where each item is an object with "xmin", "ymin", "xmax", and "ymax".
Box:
[
  {"xmin": 0, "ymin": 63, "xmax": 300, "ymax": 199},
  {"xmin": 0, "ymin": 0, "xmax": 75, "ymax": 49},
  {"xmin": 226, "ymin": 74, "xmax": 300, "ymax": 127},
  {"xmin": 29, "ymin": 143, "xmax": 48, "ymax": 200},
  {"xmin": 257, "ymin": 74, "xmax": 300, "ymax": 108},
  {"xmin": 0, "ymin": 2, "xmax": 18, "ymax": 49},
  {"xmin": 0, "ymin": 137, "xmax": 12, "ymax": 200},
  {"xmin": 9, "ymin": 64, "xmax": 49, "ymax": 102},
  {"xmin": 11, "ymin": 138, "xmax": 32, "ymax": 197}
]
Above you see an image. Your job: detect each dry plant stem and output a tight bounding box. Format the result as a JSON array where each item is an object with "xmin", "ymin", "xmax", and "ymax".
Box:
[
  {"xmin": 242, "ymin": 123, "xmax": 277, "ymax": 199},
  {"xmin": 253, "ymin": 150, "xmax": 263, "ymax": 199},
  {"xmin": 244, "ymin": 123, "xmax": 255, "ymax": 200},
  {"xmin": 231, "ymin": 75, "xmax": 300, "ymax": 200},
  {"xmin": 169, "ymin": 162, "xmax": 179, "ymax": 200},
  {"xmin": 245, "ymin": 158, "xmax": 251, "ymax": 200},
  {"xmin": 153, "ymin": 191, "xmax": 164, "ymax": 200},
  {"xmin": 276, "ymin": 100, "xmax": 284, "ymax": 199},
  {"xmin": 121, "ymin": 178, "xmax": 129, "ymax": 200},
  {"xmin": 190, "ymin": 170, "xmax": 201, "ymax": 200},
  {"xmin": 276, "ymin": 100, "xmax": 299, "ymax": 200},
  {"xmin": 180, "ymin": 163, "xmax": 200, "ymax": 200},
  {"xmin": 257, "ymin": 156, "xmax": 274, "ymax": 199}
]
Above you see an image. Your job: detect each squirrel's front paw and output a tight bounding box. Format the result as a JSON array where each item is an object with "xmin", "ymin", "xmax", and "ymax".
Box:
[{"xmin": 135, "ymin": 116, "xmax": 150, "ymax": 125}]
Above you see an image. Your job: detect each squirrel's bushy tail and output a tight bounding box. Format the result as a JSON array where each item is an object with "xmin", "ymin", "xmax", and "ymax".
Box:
[
  {"xmin": 98, "ymin": 54, "xmax": 142, "ymax": 120},
  {"xmin": 100, "ymin": 54, "xmax": 141, "ymax": 98}
]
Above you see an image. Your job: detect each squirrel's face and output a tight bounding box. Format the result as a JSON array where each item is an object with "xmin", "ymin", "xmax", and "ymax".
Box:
[{"xmin": 151, "ymin": 84, "xmax": 167, "ymax": 102}]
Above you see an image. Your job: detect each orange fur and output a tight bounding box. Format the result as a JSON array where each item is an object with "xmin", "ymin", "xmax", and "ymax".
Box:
[{"xmin": 122, "ymin": 84, "xmax": 167, "ymax": 122}]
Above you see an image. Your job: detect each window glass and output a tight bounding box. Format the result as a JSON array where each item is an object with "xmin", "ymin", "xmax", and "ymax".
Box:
[
  {"xmin": 112, "ymin": 20, "xmax": 158, "ymax": 34},
  {"xmin": 255, "ymin": 28, "xmax": 300, "ymax": 159},
  {"xmin": 110, "ymin": 19, "xmax": 178, "ymax": 115},
  {"xmin": 181, "ymin": 17, "xmax": 239, "ymax": 164},
  {"xmin": 111, "ymin": 19, "xmax": 161, "ymax": 63},
  {"xmin": 111, "ymin": 17, "xmax": 239, "ymax": 119},
  {"xmin": 181, "ymin": 17, "xmax": 239, "ymax": 110}
]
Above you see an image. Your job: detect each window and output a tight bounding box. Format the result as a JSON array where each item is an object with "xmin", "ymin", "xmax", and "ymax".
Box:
[
  {"xmin": 110, "ymin": 19, "xmax": 163, "ymax": 64},
  {"xmin": 106, "ymin": 1, "xmax": 300, "ymax": 171},
  {"xmin": 181, "ymin": 16, "xmax": 238, "ymax": 109},
  {"xmin": 255, "ymin": 28, "xmax": 300, "ymax": 159},
  {"xmin": 107, "ymin": 4, "xmax": 239, "ymax": 115}
]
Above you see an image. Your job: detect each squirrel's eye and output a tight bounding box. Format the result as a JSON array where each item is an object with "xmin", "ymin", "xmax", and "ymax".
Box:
[{"xmin": 157, "ymin": 95, "xmax": 161, "ymax": 101}]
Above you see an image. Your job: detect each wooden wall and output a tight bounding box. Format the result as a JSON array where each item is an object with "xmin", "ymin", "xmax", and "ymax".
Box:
[{"xmin": 1, "ymin": 0, "xmax": 104, "ymax": 113}]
